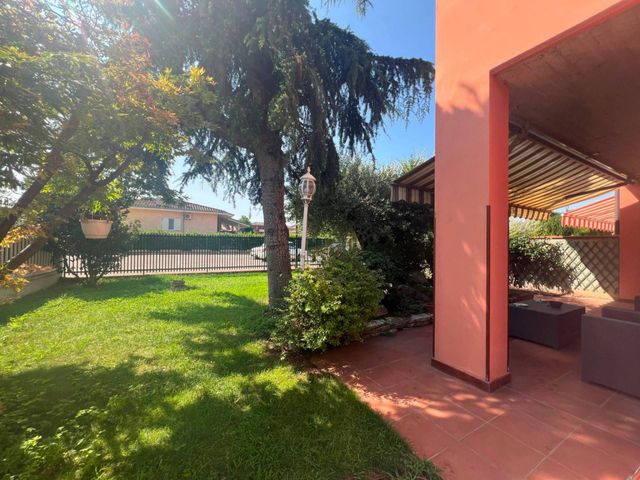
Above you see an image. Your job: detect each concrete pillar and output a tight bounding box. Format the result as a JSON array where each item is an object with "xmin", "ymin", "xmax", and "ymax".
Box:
[
  {"xmin": 619, "ymin": 185, "xmax": 640, "ymax": 299},
  {"xmin": 432, "ymin": 73, "xmax": 511, "ymax": 391}
]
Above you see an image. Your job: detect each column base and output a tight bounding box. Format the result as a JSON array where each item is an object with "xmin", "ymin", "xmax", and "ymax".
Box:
[{"xmin": 431, "ymin": 358, "xmax": 511, "ymax": 392}]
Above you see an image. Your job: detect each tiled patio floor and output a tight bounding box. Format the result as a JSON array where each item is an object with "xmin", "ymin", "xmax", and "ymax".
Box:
[{"xmin": 311, "ymin": 299, "xmax": 640, "ymax": 479}]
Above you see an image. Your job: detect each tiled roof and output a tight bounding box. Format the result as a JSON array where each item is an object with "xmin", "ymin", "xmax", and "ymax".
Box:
[{"xmin": 132, "ymin": 198, "xmax": 232, "ymax": 216}]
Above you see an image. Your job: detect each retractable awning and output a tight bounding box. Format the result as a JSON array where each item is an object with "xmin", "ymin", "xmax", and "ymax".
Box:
[
  {"xmin": 391, "ymin": 125, "xmax": 630, "ymax": 221},
  {"xmin": 561, "ymin": 196, "xmax": 617, "ymax": 233}
]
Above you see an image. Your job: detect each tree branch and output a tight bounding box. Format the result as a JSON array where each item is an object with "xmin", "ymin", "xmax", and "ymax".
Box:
[{"xmin": 0, "ymin": 111, "xmax": 81, "ymax": 243}]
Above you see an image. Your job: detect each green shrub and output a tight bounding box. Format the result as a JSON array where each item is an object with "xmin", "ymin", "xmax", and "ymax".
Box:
[
  {"xmin": 273, "ymin": 249, "xmax": 384, "ymax": 353},
  {"xmin": 509, "ymin": 234, "xmax": 575, "ymax": 293},
  {"xmin": 48, "ymin": 213, "xmax": 136, "ymax": 287}
]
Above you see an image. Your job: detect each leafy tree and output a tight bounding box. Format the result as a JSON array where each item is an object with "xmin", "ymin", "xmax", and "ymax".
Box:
[
  {"xmin": 292, "ymin": 156, "xmax": 433, "ymax": 268},
  {"xmin": 0, "ymin": 0, "xmax": 206, "ymax": 281},
  {"xmin": 238, "ymin": 215, "xmax": 252, "ymax": 227},
  {"xmin": 122, "ymin": 0, "xmax": 434, "ymax": 306}
]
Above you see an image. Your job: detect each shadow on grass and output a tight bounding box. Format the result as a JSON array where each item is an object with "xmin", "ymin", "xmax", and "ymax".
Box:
[
  {"xmin": 0, "ymin": 275, "xmax": 438, "ymax": 479},
  {"xmin": 0, "ymin": 359, "xmax": 416, "ymax": 479}
]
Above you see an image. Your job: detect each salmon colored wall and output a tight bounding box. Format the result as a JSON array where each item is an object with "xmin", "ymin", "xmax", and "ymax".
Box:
[
  {"xmin": 126, "ymin": 208, "xmax": 219, "ymax": 233},
  {"xmin": 619, "ymin": 185, "xmax": 640, "ymax": 299},
  {"xmin": 435, "ymin": 0, "xmax": 630, "ymax": 382}
]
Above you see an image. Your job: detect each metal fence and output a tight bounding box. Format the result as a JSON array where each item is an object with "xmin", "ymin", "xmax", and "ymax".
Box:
[
  {"xmin": 1, "ymin": 237, "xmax": 55, "ymax": 268},
  {"xmin": 61, "ymin": 233, "xmax": 334, "ymax": 277}
]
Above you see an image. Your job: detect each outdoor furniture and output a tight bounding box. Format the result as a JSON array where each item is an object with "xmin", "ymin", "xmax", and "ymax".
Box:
[
  {"xmin": 582, "ymin": 313, "xmax": 640, "ymax": 398},
  {"xmin": 508, "ymin": 300, "xmax": 585, "ymax": 349},
  {"xmin": 601, "ymin": 306, "xmax": 640, "ymax": 323}
]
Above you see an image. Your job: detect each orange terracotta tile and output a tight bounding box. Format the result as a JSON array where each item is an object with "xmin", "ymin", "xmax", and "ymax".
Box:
[
  {"xmin": 490, "ymin": 409, "xmax": 571, "ymax": 454},
  {"xmin": 393, "ymin": 412, "xmax": 457, "ymax": 459},
  {"xmin": 547, "ymin": 373, "xmax": 614, "ymax": 407},
  {"xmin": 507, "ymin": 395, "xmax": 583, "ymax": 432},
  {"xmin": 363, "ymin": 363, "xmax": 413, "ymax": 388},
  {"xmin": 550, "ymin": 436, "xmax": 635, "ymax": 480},
  {"xmin": 358, "ymin": 391, "xmax": 414, "ymax": 422},
  {"xmin": 604, "ymin": 393, "xmax": 640, "ymax": 421},
  {"xmin": 388, "ymin": 355, "xmax": 436, "ymax": 379},
  {"xmin": 446, "ymin": 384, "xmax": 521, "ymax": 420},
  {"xmin": 419, "ymin": 398, "xmax": 485, "ymax": 440},
  {"xmin": 569, "ymin": 423, "xmax": 640, "ymax": 472},
  {"xmin": 526, "ymin": 458, "xmax": 587, "ymax": 480},
  {"xmin": 431, "ymin": 442, "xmax": 510, "ymax": 480},
  {"xmin": 461, "ymin": 424, "xmax": 544, "ymax": 478},
  {"xmin": 313, "ymin": 324, "xmax": 637, "ymax": 478},
  {"xmin": 527, "ymin": 387, "xmax": 599, "ymax": 421},
  {"xmin": 585, "ymin": 407, "xmax": 640, "ymax": 446}
]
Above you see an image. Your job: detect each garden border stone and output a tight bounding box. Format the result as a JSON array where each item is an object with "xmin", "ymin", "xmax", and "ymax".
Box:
[{"xmin": 363, "ymin": 313, "xmax": 433, "ymax": 337}]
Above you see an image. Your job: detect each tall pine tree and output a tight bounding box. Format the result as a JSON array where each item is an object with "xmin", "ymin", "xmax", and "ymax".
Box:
[{"xmin": 125, "ymin": 0, "xmax": 434, "ymax": 306}]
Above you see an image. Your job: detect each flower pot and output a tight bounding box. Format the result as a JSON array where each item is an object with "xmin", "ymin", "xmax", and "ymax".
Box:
[{"xmin": 80, "ymin": 219, "xmax": 112, "ymax": 239}]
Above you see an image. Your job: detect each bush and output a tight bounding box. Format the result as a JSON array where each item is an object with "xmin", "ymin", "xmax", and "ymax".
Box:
[
  {"xmin": 49, "ymin": 214, "xmax": 137, "ymax": 286},
  {"xmin": 273, "ymin": 249, "xmax": 384, "ymax": 353},
  {"xmin": 509, "ymin": 234, "xmax": 575, "ymax": 293}
]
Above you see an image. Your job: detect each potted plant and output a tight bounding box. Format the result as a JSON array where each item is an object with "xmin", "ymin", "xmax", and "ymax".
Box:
[{"xmin": 80, "ymin": 201, "xmax": 113, "ymax": 239}]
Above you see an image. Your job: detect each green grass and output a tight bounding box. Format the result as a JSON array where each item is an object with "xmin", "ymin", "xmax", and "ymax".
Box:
[{"xmin": 0, "ymin": 273, "xmax": 439, "ymax": 479}]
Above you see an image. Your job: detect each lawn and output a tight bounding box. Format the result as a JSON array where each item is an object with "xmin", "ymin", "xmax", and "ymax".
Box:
[{"xmin": 0, "ymin": 273, "xmax": 438, "ymax": 479}]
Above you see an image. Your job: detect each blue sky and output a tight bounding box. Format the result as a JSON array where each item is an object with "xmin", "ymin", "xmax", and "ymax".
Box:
[{"xmin": 173, "ymin": 0, "xmax": 436, "ymax": 221}]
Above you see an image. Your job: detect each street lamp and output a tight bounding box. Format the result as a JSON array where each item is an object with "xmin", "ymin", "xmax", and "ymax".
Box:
[{"xmin": 299, "ymin": 166, "xmax": 316, "ymax": 269}]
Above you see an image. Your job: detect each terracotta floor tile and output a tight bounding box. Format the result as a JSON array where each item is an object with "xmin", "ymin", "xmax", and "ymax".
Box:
[
  {"xmin": 605, "ymin": 393, "xmax": 640, "ymax": 421},
  {"xmin": 507, "ymin": 395, "xmax": 583, "ymax": 432},
  {"xmin": 313, "ymin": 322, "xmax": 637, "ymax": 478},
  {"xmin": 527, "ymin": 386, "xmax": 599, "ymax": 421},
  {"xmin": 358, "ymin": 391, "xmax": 413, "ymax": 422},
  {"xmin": 461, "ymin": 423, "xmax": 544, "ymax": 478},
  {"xmin": 392, "ymin": 412, "xmax": 457, "ymax": 459},
  {"xmin": 585, "ymin": 407, "xmax": 640, "ymax": 446},
  {"xmin": 419, "ymin": 398, "xmax": 485, "ymax": 440},
  {"xmin": 547, "ymin": 373, "xmax": 614, "ymax": 407},
  {"xmin": 363, "ymin": 363, "xmax": 412, "ymax": 388},
  {"xmin": 432, "ymin": 442, "xmax": 510, "ymax": 480},
  {"xmin": 388, "ymin": 355, "xmax": 436, "ymax": 379},
  {"xmin": 526, "ymin": 458, "xmax": 587, "ymax": 480},
  {"xmin": 446, "ymin": 384, "xmax": 521, "ymax": 420},
  {"xmin": 379, "ymin": 378, "xmax": 443, "ymax": 408},
  {"xmin": 490, "ymin": 409, "xmax": 571, "ymax": 454},
  {"xmin": 569, "ymin": 423, "xmax": 640, "ymax": 472},
  {"xmin": 550, "ymin": 436, "xmax": 634, "ymax": 480}
]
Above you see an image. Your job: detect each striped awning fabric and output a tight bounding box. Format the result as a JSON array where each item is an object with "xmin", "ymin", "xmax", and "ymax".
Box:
[
  {"xmin": 391, "ymin": 129, "xmax": 628, "ymax": 221},
  {"xmin": 562, "ymin": 196, "xmax": 617, "ymax": 233},
  {"xmin": 390, "ymin": 157, "xmax": 434, "ymax": 206}
]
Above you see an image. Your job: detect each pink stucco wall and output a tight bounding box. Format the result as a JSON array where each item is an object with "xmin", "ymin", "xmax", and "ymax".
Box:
[
  {"xmin": 619, "ymin": 185, "xmax": 640, "ymax": 299},
  {"xmin": 126, "ymin": 208, "xmax": 220, "ymax": 233},
  {"xmin": 434, "ymin": 0, "xmax": 631, "ymax": 383}
]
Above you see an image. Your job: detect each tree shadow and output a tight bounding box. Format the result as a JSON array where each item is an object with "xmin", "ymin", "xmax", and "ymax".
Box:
[{"xmin": 0, "ymin": 359, "xmax": 412, "ymax": 479}]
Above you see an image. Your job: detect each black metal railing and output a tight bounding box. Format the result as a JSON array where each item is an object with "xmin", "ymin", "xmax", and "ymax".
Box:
[{"xmin": 61, "ymin": 233, "xmax": 334, "ymax": 277}]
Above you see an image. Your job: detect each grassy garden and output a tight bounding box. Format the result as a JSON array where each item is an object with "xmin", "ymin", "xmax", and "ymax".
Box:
[{"xmin": 0, "ymin": 273, "xmax": 438, "ymax": 479}]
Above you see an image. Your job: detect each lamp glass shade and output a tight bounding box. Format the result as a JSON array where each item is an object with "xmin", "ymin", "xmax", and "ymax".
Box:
[{"xmin": 299, "ymin": 168, "xmax": 316, "ymax": 202}]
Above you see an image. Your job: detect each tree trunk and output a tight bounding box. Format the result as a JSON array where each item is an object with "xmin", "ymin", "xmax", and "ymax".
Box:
[
  {"xmin": 256, "ymin": 142, "xmax": 292, "ymax": 308},
  {"xmin": 0, "ymin": 112, "xmax": 80, "ymax": 243}
]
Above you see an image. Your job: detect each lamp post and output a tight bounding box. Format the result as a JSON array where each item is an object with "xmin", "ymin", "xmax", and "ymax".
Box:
[{"xmin": 299, "ymin": 167, "xmax": 317, "ymax": 269}]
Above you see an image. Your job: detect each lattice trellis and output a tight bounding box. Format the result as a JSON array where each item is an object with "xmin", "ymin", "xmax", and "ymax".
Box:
[{"xmin": 542, "ymin": 238, "xmax": 619, "ymax": 295}]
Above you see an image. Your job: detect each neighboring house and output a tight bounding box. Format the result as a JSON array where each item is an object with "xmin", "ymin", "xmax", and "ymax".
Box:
[
  {"xmin": 127, "ymin": 199, "xmax": 240, "ymax": 234},
  {"xmin": 250, "ymin": 222, "xmax": 265, "ymax": 233},
  {"xmin": 219, "ymin": 217, "xmax": 247, "ymax": 233},
  {"xmin": 249, "ymin": 222, "xmax": 298, "ymax": 234}
]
